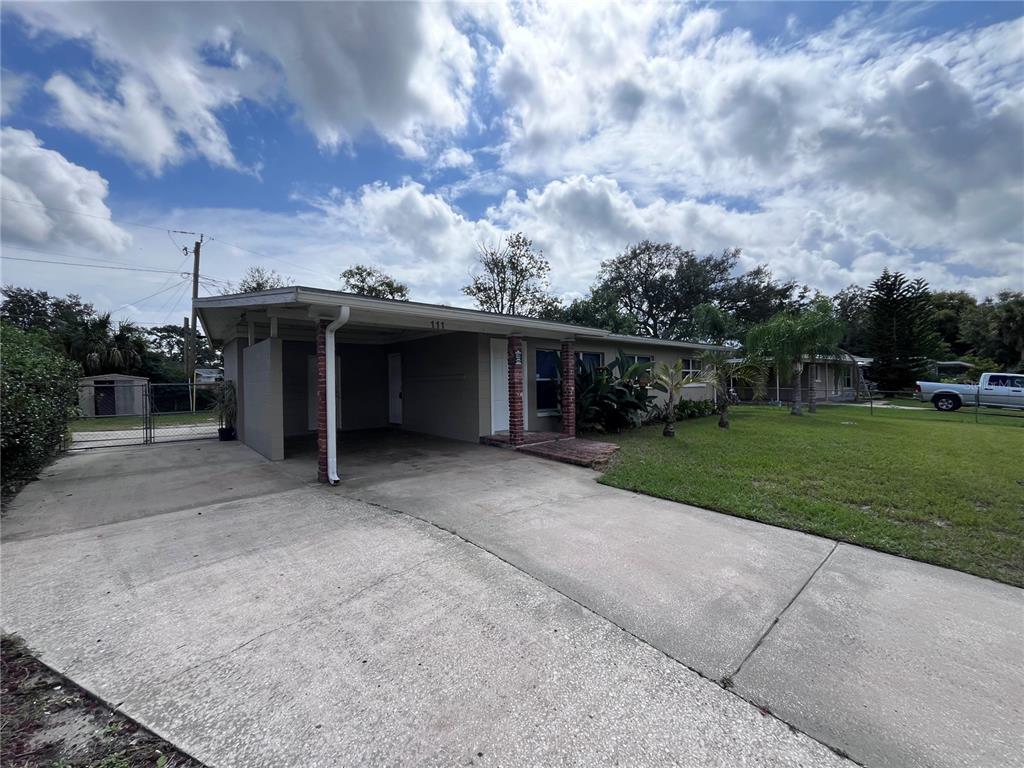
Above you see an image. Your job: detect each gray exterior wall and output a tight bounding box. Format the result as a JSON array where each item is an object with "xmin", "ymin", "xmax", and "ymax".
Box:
[
  {"xmin": 338, "ymin": 343, "xmax": 389, "ymax": 431},
  {"xmin": 281, "ymin": 341, "xmax": 314, "ymax": 437},
  {"xmin": 242, "ymin": 338, "xmax": 284, "ymax": 460},
  {"xmin": 398, "ymin": 332, "xmax": 479, "ymax": 442}
]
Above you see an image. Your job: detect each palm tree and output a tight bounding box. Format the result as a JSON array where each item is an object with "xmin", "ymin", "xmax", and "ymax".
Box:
[
  {"xmin": 746, "ymin": 299, "xmax": 845, "ymax": 416},
  {"xmin": 700, "ymin": 351, "xmax": 767, "ymax": 428},
  {"xmin": 651, "ymin": 359, "xmax": 701, "ymax": 437},
  {"xmin": 801, "ymin": 301, "xmax": 845, "ymax": 413}
]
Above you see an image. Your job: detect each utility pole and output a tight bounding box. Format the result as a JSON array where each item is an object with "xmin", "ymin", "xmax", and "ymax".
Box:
[
  {"xmin": 182, "ymin": 316, "xmax": 191, "ymax": 376},
  {"xmin": 188, "ymin": 235, "xmax": 203, "ymax": 387}
]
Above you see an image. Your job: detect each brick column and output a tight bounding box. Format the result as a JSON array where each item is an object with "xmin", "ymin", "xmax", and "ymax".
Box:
[
  {"xmin": 316, "ymin": 320, "xmax": 329, "ymax": 483},
  {"xmin": 507, "ymin": 335, "xmax": 524, "ymax": 446},
  {"xmin": 560, "ymin": 340, "xmax": 576, "ymax": 437}
]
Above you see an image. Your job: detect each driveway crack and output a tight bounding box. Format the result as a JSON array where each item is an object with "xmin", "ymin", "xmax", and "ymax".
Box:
[{"xmin": 728, "ymin": 541, "xmax": 840, "ymax": 681}]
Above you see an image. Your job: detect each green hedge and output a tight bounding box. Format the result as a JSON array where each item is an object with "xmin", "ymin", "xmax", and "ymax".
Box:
[{"xmin": 1, "ymin": 323, "xmax": 80, "ymax": 494}]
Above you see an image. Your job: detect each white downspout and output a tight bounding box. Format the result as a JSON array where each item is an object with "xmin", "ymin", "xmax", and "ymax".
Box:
[{"xmin": 325, "ymin": 306, "xmax": 350, "ymax": 484}]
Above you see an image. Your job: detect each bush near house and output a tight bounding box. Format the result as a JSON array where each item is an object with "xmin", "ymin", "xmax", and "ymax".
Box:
[
  {"xmin": 1, "ymin": 323, "xmax": 80, "ymax": 496},
  {"xmin": 675, "ymin": 399, "xmax": 716, "ymax": 419}
]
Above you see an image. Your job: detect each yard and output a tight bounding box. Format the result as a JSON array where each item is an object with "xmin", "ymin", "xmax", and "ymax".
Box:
[
  {"xmin": 600, "ymin": 405, "xmax": 1024, "ymax": 586},
  {"xmin": 69, "ymin": 412, "xmax": 217, "ymax": 433}
]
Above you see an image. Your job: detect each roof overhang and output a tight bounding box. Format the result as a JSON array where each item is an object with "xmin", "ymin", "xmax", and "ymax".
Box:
[{"xmin": 194, "ymin": 286, "xmax": 728, "ymax": 354}]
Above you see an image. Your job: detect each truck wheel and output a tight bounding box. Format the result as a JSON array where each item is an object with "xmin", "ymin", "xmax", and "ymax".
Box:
[{"xmin": 933, "ymin": 394, "xmax": 961, "ymax": 411}]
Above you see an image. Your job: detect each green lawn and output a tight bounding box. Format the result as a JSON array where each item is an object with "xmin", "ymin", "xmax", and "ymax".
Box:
[
  {"xmin": 69, "ymin": 411, "xmax": 217, "ymax": 432},
  {"xmin": 599, "ymin": 405, "xmax": 1024, "ymax": 586}
]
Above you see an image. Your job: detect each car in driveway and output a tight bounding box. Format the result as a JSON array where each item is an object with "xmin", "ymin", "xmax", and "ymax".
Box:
[{"xmin": 916, "ymin": 372, "xmax": 1024, "ymax": 411}]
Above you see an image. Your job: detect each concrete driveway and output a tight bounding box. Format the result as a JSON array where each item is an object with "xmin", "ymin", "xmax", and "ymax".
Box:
[{"xmin": 3, "ymin": 434, "xmax": 1022, "ymax": 767}]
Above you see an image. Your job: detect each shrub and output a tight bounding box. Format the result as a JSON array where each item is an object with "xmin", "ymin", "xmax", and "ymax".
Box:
[
  {"xmin": 674, "ymin": 398, "xmax": 716, "ymax": 420},
  {"xmin": 1, "ymin": 323, "xmax": 80, "ymax": 494},
  {"xmin": 576, "ymin": 353, "xmax": 655, "ymax": 432}
]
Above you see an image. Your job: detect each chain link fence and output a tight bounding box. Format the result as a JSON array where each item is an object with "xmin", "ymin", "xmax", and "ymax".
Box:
[{"xmin": 69, "ymin": 381, "xmax": 222, "ymax": 449}]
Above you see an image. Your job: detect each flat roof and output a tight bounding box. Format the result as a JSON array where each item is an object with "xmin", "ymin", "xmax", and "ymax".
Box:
[{"xmin": 194, "ymin": 286, "xmax": 727, "ymax": 352}]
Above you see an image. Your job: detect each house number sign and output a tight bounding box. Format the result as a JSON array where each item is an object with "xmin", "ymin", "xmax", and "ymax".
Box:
[
  {"xmin": 430, "ymin": 320, "xmax": 446, "ymax": 330},
  {"xmin": 514, "ymin": 349, "xmax": 523, "ymax": 366}
]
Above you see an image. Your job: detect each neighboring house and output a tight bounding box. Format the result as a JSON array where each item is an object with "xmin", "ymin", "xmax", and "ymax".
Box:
[
  {"xmin": 733, "ymin": 355, "xmax": 860, "ymax": 404},
  {"xmin": 194, "ymin": 367, "xmax": 224, "ymax": 384},
  {"xmin": 194, "ymin": 287, "xmax": 725, "ymax": 481},
  {"xmin": 77, "ymin": 374, "xmax": 149, "ymax": 417},
  {"xmin": 932, "ymin": 361, "xmax": 974, "ymax": 379}
]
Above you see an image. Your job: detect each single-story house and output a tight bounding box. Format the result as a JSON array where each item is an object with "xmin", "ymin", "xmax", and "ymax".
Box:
[
  {"xmin": 77, "ymin": 374, "xmax": 149, "ymax": 417},
  {"xmin": 194, "ymin": 287, "xmax": 726, "ymax": 482},
  {"xmin": 733, "ymin": 355, "xmax": 861, "ymax": 404}
]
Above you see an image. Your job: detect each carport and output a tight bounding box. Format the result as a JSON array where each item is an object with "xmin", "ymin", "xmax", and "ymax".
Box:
[{"xmin": 195, "ymin": 287, "xmax": 587, "ymax": 482}]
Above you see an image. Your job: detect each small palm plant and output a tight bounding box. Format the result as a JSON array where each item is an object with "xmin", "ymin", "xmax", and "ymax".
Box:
[
  {"xmin": 651, "ymin": 359, "xmax": 701, "ymax": 437},
  {"xmin": 700, "ymin": 351, "xmax": 767, "ymax": 429}
]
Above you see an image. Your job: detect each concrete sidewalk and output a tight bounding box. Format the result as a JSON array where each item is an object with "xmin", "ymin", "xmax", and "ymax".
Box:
[{"xmin": 2, "ymin": 442, "xmax": 846, "ymax": 767}]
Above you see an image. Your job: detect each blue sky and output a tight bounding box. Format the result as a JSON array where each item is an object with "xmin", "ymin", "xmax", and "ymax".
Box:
[{"xmin": 1, "ymin": 2, "xmax": 1021, "ymax": 324}]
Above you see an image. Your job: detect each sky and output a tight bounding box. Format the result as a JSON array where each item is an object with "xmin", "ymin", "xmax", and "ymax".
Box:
[{"xmin": 1, "ymin": 1, "xmax": 1022, "ymax": 327}]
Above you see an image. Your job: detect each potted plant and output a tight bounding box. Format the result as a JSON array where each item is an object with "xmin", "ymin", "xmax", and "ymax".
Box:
[{"xmin": 215, "ymin": 381, "xmax": 237, "ymax": 441}]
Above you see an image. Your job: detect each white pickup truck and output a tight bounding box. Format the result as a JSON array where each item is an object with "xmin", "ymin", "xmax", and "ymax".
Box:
[{"xmin": 916, "ymin": 373, "xmax": 1024, "ymax": 411}]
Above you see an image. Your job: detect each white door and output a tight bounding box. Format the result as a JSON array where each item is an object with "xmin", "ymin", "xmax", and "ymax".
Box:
[
  {"xmin": 388, "ymin": 352, "xmax": 402, "ymax": 424},
  {"xmin": 307, "ymin": 355, "xmax": 342, "ymax": 431},
  {"xmin": 490, "ymin": 338, "xmax": 509, "ymax": 433},
  {"xmin": 490, "ymin": 338, "xmax": 528, "ymax": 433}
]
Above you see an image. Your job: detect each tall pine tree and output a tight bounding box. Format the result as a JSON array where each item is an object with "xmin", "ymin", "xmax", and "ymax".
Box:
[{"xmin": 865, "ymin": 270, "xmax": 945, "ymax": 391}]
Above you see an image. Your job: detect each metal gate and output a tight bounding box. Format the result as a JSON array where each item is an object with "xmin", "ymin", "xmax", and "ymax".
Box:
[{"xmin": 70, "ymin": 381, "xmax": 222, "ymax": 449}]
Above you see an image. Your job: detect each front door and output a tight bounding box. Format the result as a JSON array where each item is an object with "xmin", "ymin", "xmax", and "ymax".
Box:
[{"xmin": 388, "ymin": 352, "xmax": 402, "ymax": 424}]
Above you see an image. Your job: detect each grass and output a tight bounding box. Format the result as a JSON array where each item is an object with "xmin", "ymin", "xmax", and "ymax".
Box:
[
  {"xmin": 69, "ymin": 412, "xmax": 217, "ymax": 433},
  {"xmin": 599, "ymin": 405, "xmax": 1024, "ymax": 586}
]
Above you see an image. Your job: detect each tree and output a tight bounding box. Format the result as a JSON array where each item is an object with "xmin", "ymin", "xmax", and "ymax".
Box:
[
  {"xmin": 340, "ymin": 265, "xmax": 409, "ymax": 300},
  {"xmin": 931, "ymin": 291, "xmax": 977, "ymax": 359},
  {"xmin": 235, "ymin": 266, "xmax": 293, "ymax": 293},
  {"xmin": 832, "ymin": 284, "xmax": 871, "ymax": 356},
  {"xmin": 865, "ymin": 270, "xmax": 945, "ymax": 392},
  {"xmin": 594, "ymin": 241, "xmax": 689, "ymax": 338},
  {"xmin": 692, "ymin": 303, "xmax": 737, "ymax": 345},
  {"xmin": 542, "ymin": 287, "xmax": 636, "ymax": 334},
  {"xmin": 745, "ymin": 299, "xmax": 844, "ymax": 415},
  {"xmin": 959, "ymin": 292, "xmax": 1024, "ymax": 371},
  {"xmin": 700, "ymin": 350, "xmax": 767, "ymax": 428},
  {"xmin": 592, "ymin": 243, "xmax": 797, "ymax": 341},
  {"xmin": 462, "ymin": 232, "xmax": 561, "ymax": 317}
]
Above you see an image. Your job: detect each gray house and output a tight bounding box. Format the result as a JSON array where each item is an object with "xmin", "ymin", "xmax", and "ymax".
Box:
[
  {"xmin": 195, "ymin": 287, "xmax": 725, "ymax": 482},
  {"xmin": 77, "ymin": 374, "xmax": 148, "ymax": 417}
]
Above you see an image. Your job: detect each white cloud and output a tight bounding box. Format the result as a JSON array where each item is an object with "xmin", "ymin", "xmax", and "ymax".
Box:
[
  {"xmin": 0, "ymin": 127, "xmax": 132, "ymax": 252},
  {"xmin": 435, "ymin": 147, "xmax": 474, "ymax": 169},
  {"xmin": 12, "ymin": 2, "xmax": 477, "ymax": 172},
  {"xmin": 1, "ymin": 70, "xmax": 31, "ymax": 116}
]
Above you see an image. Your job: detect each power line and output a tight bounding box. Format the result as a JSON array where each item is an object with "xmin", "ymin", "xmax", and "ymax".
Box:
[
  {"xmin": 1, "ymin": 255, "xmax": 187, "ymax": 275},
  {"xmin": 2, "ymin": 242, "xmax": 137, "ymax": 267},
  {"xmin": 110, "ymin": 277, "xmax": 191, "ymax": 314}
]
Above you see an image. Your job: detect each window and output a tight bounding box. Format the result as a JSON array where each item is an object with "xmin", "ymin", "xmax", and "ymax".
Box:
[
  {"xmin": 681, "ymin": 357, "xmax": 701, "ymax": 375},
  {"xmin": 536, "ymin": 349, "xmax": 561, "ymax": 414},
  {"xmin": 844, "ymin": 367, "xmax": 853, "ymax": 388},
  {"xmin": 624, "ymin": 354, "xmax": 653, "ymax": 367},
  {"xmin": 987, "ymin": 375, "xmax": 1009, "ymax": 387},
  {"xmin": 576, "ymin": 351, "xmax": 603, "ymax": 374}
]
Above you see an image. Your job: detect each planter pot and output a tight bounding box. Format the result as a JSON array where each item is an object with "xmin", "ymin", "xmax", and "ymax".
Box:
[{"xmin": 218, "ymin": 427, "xmax": 237, "ymax": 441}]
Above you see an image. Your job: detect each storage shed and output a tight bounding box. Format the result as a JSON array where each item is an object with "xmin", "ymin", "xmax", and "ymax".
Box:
[{"xmin": 78, "ymin": 374, "xmax": 149, "ymax": 417}]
